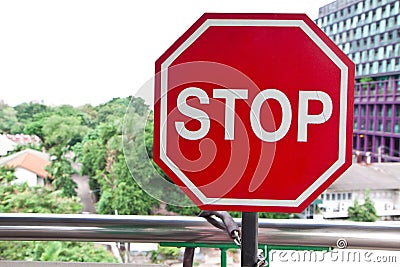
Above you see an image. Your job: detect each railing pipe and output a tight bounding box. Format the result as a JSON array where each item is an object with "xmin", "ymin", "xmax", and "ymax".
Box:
[{"xmin": 0, "ymin": 213, "xmax": 399, "ymax": 250}]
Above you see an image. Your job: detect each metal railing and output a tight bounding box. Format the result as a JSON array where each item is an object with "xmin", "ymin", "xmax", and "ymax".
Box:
[{"xmin": 0, "ymin": 213, "xmax": 399, "ymax": 250}]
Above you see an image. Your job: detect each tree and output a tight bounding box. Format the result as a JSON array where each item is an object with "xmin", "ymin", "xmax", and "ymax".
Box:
[
  {"xmin": 13, "ymin": 102, "xmax": 50, "ymax": 137},
  {"xmin": 360, "ymin": 76, "xmax": 375, "ymax": 90},
  {"xmin": 46, "ymin": 154, "xmax": 78, "ymax": 198},
  {"xmin": 0, "ymin": 102, "xmax": 18, "ymax": 133},
  {"xmin": 0, "ymin": 166, "xmax": 17, "ymax": 183},
  {"xmin": 0, "ymin": 170, "xmax": 117, "ymax": 263},
  {"xmin": 14, "ymin": 102, "xmax": 49, "ymax": 124},
  {"xmin": 42, "ymin": 114, "xmax": 90, "ymax": 152},
  {"xmin": 95, "ymin": 97, "xmax": 132, "ymax": 125},
  {"xmin": 0, "ymin": 241, "xmax": 117, "ymax": 262},
  {"xmin": 0, "ymin": 183, "xmax": 82, "ymax": 214},
  {"xmin": 75, "ymin": 97, "xmax": 160, "ymax": 215},
  {"xmin": 348, "ymin": 190, "xmax": 378, "ymax": 222}
]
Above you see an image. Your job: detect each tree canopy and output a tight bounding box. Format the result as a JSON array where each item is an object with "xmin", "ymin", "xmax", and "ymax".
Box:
[{"xmin": 0, "ymin": 166, "xmax": 116, "ymax": 262}]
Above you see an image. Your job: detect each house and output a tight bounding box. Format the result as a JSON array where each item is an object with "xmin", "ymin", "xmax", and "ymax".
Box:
[
  {"xmin": 319, "ymin": 163, "xmax": 400, "ymax": 220},
  {"xmin": 0, "ymin": 149, "xmax": 51, "ymax": 187},
  {"xmin": 0, "ymin": 135, "xmax": 16, "ymax": 156},
  {"xmin": 5, "ymin": 134, "xmax": 42, "ymax": 146},
  {"xmin": 0, "ymin": 134, "xmax": 42, "ymax": 156}
]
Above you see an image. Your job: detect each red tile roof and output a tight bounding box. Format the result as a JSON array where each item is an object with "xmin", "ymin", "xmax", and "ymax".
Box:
[{"xmin": 3, "ymin": 150, "xmax": 50, "ymax": 178}]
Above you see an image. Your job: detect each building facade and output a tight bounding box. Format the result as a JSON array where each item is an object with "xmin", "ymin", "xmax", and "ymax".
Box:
[
  {"xmin": 316, "ymin": 0, "xmax": 400, "ymax": 161},
  {"xmin": 319, "ymin": 163, "xmax": 400, "ymax": 219}
]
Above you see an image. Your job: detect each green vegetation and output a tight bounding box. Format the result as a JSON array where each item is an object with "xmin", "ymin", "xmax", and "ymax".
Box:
[
  {"xmin": 0, "ymin": 170, "xmax": 116, "ymax": 262},
  {"xmin": 149, "ymin": 245, "xmax": 180, "ymax": 264},
  {"xmin": 1, "ymin": 97, "xmax": 160, "ymax": 215},
  {"xmin": 348, "ymin": 189, "xmax": 378, "ymax": 222},
  {"xmin": 0, "ymin": 183, "xmax": 82, "ymax": 214},
  {"xmin": 0, "ymin": 241, "xmax": 117, "ymax": 262},
  {"xmin": 0, "ymin": 101, "xmax": 18, "ymax": 133}
]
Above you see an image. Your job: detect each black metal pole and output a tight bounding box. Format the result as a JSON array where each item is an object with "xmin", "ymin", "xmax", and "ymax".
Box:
[{"xmin": 241, "ymin": 212, "xmax": 258, "ymax": 267}]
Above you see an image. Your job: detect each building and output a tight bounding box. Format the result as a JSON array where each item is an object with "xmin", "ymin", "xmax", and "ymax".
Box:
[
  {"xmin": 0, "ymin": 149, "xmax": 51, "ymax": 187},
  {"xmin": 5, "ymin": 134, "xmax": 42, "ymax": 147},
  {"xmin": 316, "ymin": 0, "xmax": 400, "ymax": 161},
  {"xmin": 319, "ymin": 163, "xmax": 400, "ymax": 219},
  {"xmin": 0, "ymin": 135, "xmax": 16, "ymax": 156}
]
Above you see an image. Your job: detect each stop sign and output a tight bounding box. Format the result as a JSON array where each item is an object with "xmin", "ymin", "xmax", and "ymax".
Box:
[{"xmin": 153, "ymin": 13, "xmax": 354, "ymax": 212}]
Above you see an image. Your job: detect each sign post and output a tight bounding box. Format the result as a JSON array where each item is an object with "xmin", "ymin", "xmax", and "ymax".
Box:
[
  {"xmin": 153, "ymin": 13, "xmax": 354, "ymax": 265},
  {"xmin": 241, "ymin": 212, "xmax": 258, "ymax": 267}
]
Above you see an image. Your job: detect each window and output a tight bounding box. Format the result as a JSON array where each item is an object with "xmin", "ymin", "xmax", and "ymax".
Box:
[
  {"xmin": 346, "ymin": 18, "xmax": 351, "ymax": 30},
  {"xmin": 353, "ymin": 15, "xmax": 358, "ymax": 27},
  {"xmin": 378, "ymin": 105, "xmax": 383, "ymax": 116},
  {"xmin": 362, "ymin": 50, "xmax": 368, "ymax": 62},
  {"xmin": 354, "ymin": 52, "xmax": 360, "ymax": 63},
  {"xmin": 332, "ymin": 194, "xmax": 336, "ymax": 200},
  {"xmin": 390, "ymin": 3, "xmax": 398, "ymax": 16},
  {"xmin": 332, "ymin": 23, "xmax": 338, "ymax": 34},
  {"xmin": 395, "ymin": 120, "xmax": 400, "ymax": 133},
  {"xmin": 357, "ymin": 2, "xmax": 363, "ymax": 13},
  {"xmin": 379, "ymin": 18, "xmax": 386, "ymax": 33},
  {"xmin": 388, "ymin": 31, "xmax": 393, "ymax": 41},
  {"xmin": 326, "ymin": 194, "xmax": 330, "ymax": 201},
  {"xmin": 347, "ymin": 193, "xmax": 352, "ymax": 200},
  {"xmin": 387, "ymin": 105, "xmax": 393, "ymax": 117},
  {"xmin": 361, "ymin": 105, "xmax": 366, "ymax": 116},
  {"xmin": 376, "ymin": 7, "xmax": 382, "ymax": 20},
  {"xmin": 386, "ymin": 120, "xmax": 392, "ymax": 132},
  {"xmin": 388, "ymin": 17, "xmax": 395, "ymax": 28},
  {"xmin": 338, "ymin": 194, "xmax": 341, "ymax": 200},
  {"xmin": 378, "ymin": 119, "xmax": 383, "ymax": 131},
  {"xmin": 386, "ymin": 45, "xmax": 393, "ymax": 58},
  {"xmin": 369, "ymin": 119, "xmax": 374, "ymax": 131},
  {"xmin": 388, "ymin": 59, "xmax": 394, "ymax": 71},
  {"xmin": 370, "ymin": 22, "xmax": 376, "ymax": 34},
  {"xmin": 344, "ymin": 43, "xmax": 350, "ymax": 53},
  {"xmin": 369, "ymin": 49, "xmax": 375, "ymax": 61},
  {"xmin": 369, "ymin": 106, "xmax": 374, "ymax": 116},
  {"xmin": 372, "ymin": 61, "xmax": 379, "ymax": 73}
]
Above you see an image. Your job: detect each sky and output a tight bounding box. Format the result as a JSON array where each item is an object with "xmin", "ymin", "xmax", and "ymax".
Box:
[{"xmin": 0, "ymin": 0, "xmax": 334, "ymax": 107}]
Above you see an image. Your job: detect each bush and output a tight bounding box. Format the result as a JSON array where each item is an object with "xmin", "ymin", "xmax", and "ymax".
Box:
[{"xmin": 149, "ymin": 245, "xmax": 180, "ymax": 264}]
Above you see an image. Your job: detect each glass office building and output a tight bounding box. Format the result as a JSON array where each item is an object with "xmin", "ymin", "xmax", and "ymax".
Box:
[{"xmin": 316, "ymin": 0, "xmax": 400, "ymax": 161}]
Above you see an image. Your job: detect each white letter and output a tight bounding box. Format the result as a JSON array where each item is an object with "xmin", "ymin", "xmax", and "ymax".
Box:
[
  {"xmin": 213, "ymin": 89, "xmax": 248, "ymax": 140},
  {"xmin": 298, "ymin": 91, "xmax": 332, "ymax": 142},
  {"xmin": 175, "ymin": 87, "xmax": 210, "ymax": 140},
  {"xmin": 250, "ymin": 89, "xmax": 292, "ymax": 142}
]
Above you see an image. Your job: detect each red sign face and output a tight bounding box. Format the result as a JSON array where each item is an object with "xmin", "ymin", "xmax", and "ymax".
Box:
[{"xmin": 153, "ymin": 13, "xmax": 354, "ymax": 212}]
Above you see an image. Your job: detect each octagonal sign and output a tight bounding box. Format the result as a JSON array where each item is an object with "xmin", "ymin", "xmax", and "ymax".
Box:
[{"xmin": 153, "ymin": 13, "xmax": 354, "ymax": 212}]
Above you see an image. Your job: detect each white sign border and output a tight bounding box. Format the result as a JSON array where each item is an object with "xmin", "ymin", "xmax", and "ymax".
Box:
[{"xmin": 159, "ymin": 18, "xmax": 349, "ymax": 207}]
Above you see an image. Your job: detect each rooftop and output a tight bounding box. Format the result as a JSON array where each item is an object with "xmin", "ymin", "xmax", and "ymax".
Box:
[
  {"xmin": 329, "ymin": 163, "xmax": 400, "ymax": 191},
  {"xmin": 0, "ymin": 149, "xmax": 51, "ymax": 178}
]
